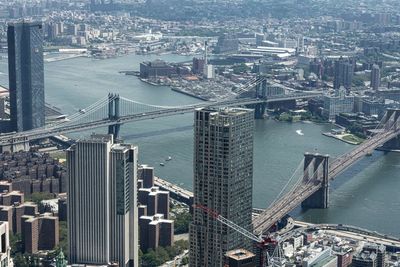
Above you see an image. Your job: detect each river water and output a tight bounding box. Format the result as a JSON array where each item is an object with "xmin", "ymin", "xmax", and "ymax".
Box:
[{"xmin": 0, "ymin": 53, "xmax": 399, "ymax": 236}]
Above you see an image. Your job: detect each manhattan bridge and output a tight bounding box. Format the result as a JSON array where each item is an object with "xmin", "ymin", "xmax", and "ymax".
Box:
[{"xmin": 1, "ymin": 77, "xmax": 400, "ymax": 236}]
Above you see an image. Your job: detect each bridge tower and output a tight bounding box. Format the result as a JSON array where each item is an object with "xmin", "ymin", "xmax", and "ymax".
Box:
[
  {"xmin": 107, "ymin": 93, "xmax": 121, "ymax": 138},
  {"xmin": 382, "ymin": 108, "xmax": 400, "ymax": 150},
  {"xmin": 301, "ymin": 153, "xmax": 330, "ymax": 209},
  {"xmin": 254, "ymin": 77, "xmax": 267, "ymax": 119}
]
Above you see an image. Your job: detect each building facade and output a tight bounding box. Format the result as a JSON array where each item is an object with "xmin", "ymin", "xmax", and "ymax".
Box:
[
  {"xmin": 323, "ymin": 87, "xmax": 355, "ymax": 121},
  {"xmin": 0, "ymin": 222, "xmax": 12, "ymax": 267},
  {"xmin": 189, "ymin": 108, "xmax": 255, "ymax": 267},
  {"xmin": 67, "ymin": 134, "xmax": 139, "ymax": 267},
  {"xmin": 334, "ymin": 57, "xmax": 354, "ymax": 91},
  {"xmin": 370, "ymin": 64, "xmax": 381, "ymax": 90},
  {"xmin": 139, "ymin": 214, "xmax": 174, "ymax": 252},
  {"xmin": 8, "ymin": 21, "xmax": 45, "ymax": 132}
]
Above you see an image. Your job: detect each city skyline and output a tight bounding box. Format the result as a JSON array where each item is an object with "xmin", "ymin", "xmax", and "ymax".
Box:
[{"xmin": 0, "ymin": 0, "xmax": 399, "ymax": 266}]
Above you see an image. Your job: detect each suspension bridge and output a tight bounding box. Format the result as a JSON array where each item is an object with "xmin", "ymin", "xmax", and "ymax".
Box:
[
  {"xmin": 252, "ymin": 108, "xmax": 400, "ymax": 235},
  {"xmin": 2, "ymin": 77, "xmax": 399, "ymax": 237},
  {"xmin": 0, "ymin": 83, "xmax": 321, "ymax": 147}
]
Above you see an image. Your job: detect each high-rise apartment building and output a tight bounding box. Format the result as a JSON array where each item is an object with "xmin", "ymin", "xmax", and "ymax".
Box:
[
  {"xmin": 8, "ymin": 21, "xmax": 45, "ymax": 132},
  {"xmin": 334, "ymin": 57, "xmax": 354, "ymax": 91},
  {"xmin": 370, "ymin": 64, "xmax": 381, "ymax": 90},
  {"xmin": 189, "ymin": 108, "xmax": 255, "ymax": 267},
  {"xmin": 0, "ymin": 222, "xmax": 12, "ymax": 267},
  {"xmin": 67, "ymin": 134, "xmax": 139, "ymax": 267}
]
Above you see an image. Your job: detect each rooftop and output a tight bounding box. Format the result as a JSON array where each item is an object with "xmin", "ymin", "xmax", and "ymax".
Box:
[{"xmin": 225, "ymin": 249, "xmax": 255, "ymax": 260}]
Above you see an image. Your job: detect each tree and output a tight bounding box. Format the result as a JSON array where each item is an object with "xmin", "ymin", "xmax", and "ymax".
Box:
[
  {"xmin": 352, "ymin": 76, "xmax": 365, "ymax": 87},
  {"xmin": 181, "ymin": 256, "xmax": 189, "ymax": 266},
  {"xmin": 13, "ymin": 253, "xmax": 29, "ymax": 267},
  {"xmin": 174, "ymin": 212, "xmax": 192, "ymax": 234},
  {"xmin": 58, "ymin": 221, "xmax": 68, "ymax": 256},
  {"xmin": 10, "ymin": 233, "xmax": 24, "ymax": 255},
  {"xmin": 233, "ymin": 63, "xmax": 250, "ymax": 74},
  {"xmin": 28, "ymin": 192, "xmax": 55, "ymax": 205}
]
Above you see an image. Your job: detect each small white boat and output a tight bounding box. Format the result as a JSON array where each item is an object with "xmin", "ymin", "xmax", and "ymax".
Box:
[
  {"xmin": 296, "ymin": 130, "xmax": 304, "ymax": 136},
  {"xmin": 166, "ymin": 156, "xmax": 172, "ymax": 161},
  {"xmin": 160, "ymin": 163, "xmax": 165, "ymax": 166}
]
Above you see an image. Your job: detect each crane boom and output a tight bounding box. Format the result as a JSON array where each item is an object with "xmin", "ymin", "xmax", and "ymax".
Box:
[{"xmin": 194, "ymin": 204, "xmax": 263, "ymax": 243}]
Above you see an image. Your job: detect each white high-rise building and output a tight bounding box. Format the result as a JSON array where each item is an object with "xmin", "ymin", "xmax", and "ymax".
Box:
[
  {"xmin": 67, "ymin": 134, "xmax": 139, "ymax": 267},
  {"xmin": 0, "ymin": 222, "xmax": 12, "ymax": 267}
]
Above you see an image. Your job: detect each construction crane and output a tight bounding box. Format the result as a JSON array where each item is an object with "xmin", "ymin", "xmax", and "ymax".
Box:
[{"xmin": 194, "ymin": 204, "xmax": 284, "ymax": 267}]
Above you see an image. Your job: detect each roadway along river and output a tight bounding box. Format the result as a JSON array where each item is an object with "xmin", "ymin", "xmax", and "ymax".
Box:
[{"xmin": 0, "ymin": 53, "xmax": 399, "ymax": 236}]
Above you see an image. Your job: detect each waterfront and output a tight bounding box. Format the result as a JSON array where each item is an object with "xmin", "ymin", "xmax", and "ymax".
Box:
[{"xmin": 0, "ymin": 54, "xmax": 399, "ymax": 236}]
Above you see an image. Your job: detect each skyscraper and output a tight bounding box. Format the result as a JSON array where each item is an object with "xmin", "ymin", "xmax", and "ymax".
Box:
[
  {"xmin": 67, "ymin": 134, "xmax": 139, "ymax": 267},
  {"xmin": 189, "ymin": 108, "xmax": 254, "ymax": 267},
  {"xmin": 8, "ymin": 21, "xmax": 45, "ymax": 132},
  {"xmin": 370, "ymin": 64, "xmax": 381, "ymax": 90},
  {"xmin": 334, "ymin": 57, "xmax": 354, "ymax": 91}
]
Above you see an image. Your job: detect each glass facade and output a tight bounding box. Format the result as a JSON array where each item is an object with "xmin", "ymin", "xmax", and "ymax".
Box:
[{"xmin": 8, "ymin": 21, "xmax": 45, "ymax": 132}]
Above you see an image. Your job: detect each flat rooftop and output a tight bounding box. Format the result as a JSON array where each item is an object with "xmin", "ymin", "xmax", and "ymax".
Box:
[{"xmin": 226, "ymin": 249, "xmax": 255, "ymax": 260}]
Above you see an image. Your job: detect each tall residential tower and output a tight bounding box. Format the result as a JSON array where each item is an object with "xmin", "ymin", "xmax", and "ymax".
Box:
[
  {"xmin": 8, "ymin": 21, "xmax": 45, "ymax": 132},
  {"xmin": 334, "ymin": 57, "xmax": 354, "ymax": 91},
  {"xmin": 67, "ymin": 134, "xmax": 139, "ymax": 267},
  {"xmin": 189, "ymin": 108, "xmax": 255, "ymax": 267},
  {"xmin": 370, "ymin": 64, "xmax": 381, "ymax": 90}
]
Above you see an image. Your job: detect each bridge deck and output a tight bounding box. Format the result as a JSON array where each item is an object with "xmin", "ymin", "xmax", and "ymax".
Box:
[{"xmin": 253, "ymin": 126, "xmax": 400, "ymax": 235}]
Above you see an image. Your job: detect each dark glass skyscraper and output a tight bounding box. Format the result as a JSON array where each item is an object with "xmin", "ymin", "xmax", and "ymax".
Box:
[{"xmin": 8, "ymin": 21, "xmax": 45, "ymax": 132}]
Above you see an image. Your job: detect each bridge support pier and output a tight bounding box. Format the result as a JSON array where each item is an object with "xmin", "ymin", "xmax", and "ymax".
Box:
[
  {"xmin": 382, "ymin": 109, "xmax": 400, "ymax": 150},
  {"xmin": 254, "ymin": 78, "xmax": 267, "ymax": 119},
  {"xmin": 108, "ymin": 93, "xmax": 121, "ymax": 138},
  {"xmin": 301, "ymin": 153, "xmax": 330, "ymax": 209}
]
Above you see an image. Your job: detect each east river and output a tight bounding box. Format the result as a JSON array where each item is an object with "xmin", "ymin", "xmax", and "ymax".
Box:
[{"xmin": 0, "ymin": 53, "xmax": 399, "ymax": 236}]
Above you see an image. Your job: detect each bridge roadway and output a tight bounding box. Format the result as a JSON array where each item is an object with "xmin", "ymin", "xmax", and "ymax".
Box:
[
  {"xmin": 0, "ymin": 93, "xmax": 321, "ymax": 146},
  {"xmin": 154, "ymin": 176, "xmax": 194, "ymax": 207},
  {"xmin": 253, "ymin": 125, "xmax": 400, "ymax": 235}
]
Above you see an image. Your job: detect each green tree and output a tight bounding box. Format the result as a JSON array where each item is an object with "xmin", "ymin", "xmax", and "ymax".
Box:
[
  {"xmin": 13, "ymin": 253, "xmax": 29, "ymax": 267},
  {"xmin": 58, "ymin": 221, "xmax": 68, "ymax": 256},
  {"xmin": 352, "ymin": 76, "xmax": 365, "ymax": 87},
  {"xmin": 233, "ymin": 63, "xmax": 250, "ymax": 74},
  {"xmin": 174, "ymin": 212, "xmax": 192, "ymax": 234},
  {"xmin": 28, "ymin": 192, "xmax": 55, "ymax": 205},
  {"xmin": 181, "ymin": 256, "xmax": 189, "ymax": 266},
  {"xmin": 10, "ymin": 233, "xmax": 24, "ymax": 255}
]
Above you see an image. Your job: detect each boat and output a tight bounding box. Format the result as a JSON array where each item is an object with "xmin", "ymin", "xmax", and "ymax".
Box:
[
  {"xmin": 366, "ymin": 151, "xmax": 373, "ymax": 157},
  {"xmin": 79, "ymin": 109, "xmax": 86, "ymax": 114},
  {"xmin": 160, "ymin": 163, "xmax": 165, "ymax": 166},
  {"xmin": 166, "ymin": 156, "xmax": 172, "ymax": 161},
  {"xmin": 296, "ymin": 130, "xmax": 304, "ymax": 136}
]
